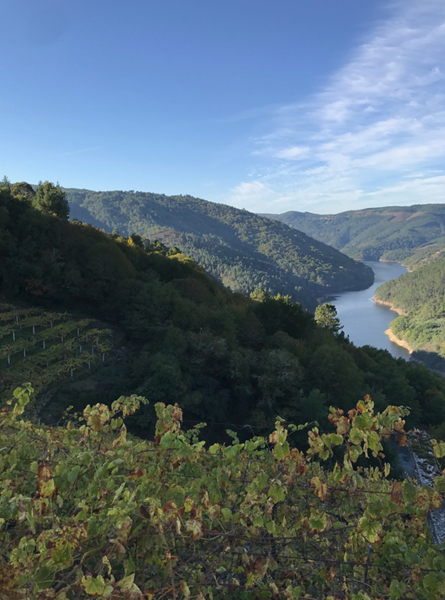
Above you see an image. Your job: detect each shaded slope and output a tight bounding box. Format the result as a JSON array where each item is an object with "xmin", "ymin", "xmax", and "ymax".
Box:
[{"xmin": 66, "ymin": 188, "xmax": 373, "ymax": 309}]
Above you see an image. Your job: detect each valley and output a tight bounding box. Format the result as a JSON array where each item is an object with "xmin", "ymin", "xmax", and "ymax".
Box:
[
  {"xmin": 3, "ymin": 180, "xmax": 445, "ymax": 597},
  {"xmin": 65, "ymin": 187, "xmax": 373, "ymax": 311}
]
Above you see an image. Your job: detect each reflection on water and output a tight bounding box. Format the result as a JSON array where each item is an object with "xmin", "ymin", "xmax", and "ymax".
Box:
[{"xmin": 331, "ymin": 261, "xmax": 409, "ymax": 360}]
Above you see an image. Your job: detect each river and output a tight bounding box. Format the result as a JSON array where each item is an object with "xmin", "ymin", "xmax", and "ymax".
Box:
[{"xmin": 331, "ymin": 261, "xmax": 409, "ymax": 359}]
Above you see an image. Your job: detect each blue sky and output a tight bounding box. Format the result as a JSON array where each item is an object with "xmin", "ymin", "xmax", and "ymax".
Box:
[{"xmin": 2, "ymin": 0, "xmax": 445, "ymax": 214}]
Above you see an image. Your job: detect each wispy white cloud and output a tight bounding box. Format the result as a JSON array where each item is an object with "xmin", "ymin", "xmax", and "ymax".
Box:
[
  {"xmin": 228, "ymin": 0, "xmax": 445, "ymax": 213},
  {"xmin": 229, "ymin": 181, "xmax": 292, "ymax": 209},
  {"xmin": 274, "ymin": 146, "xmax": 309, "ymax": 160}
]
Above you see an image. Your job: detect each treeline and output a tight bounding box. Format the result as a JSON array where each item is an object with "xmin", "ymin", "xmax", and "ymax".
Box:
[
  {"xmin": 65, "ymin": 187, "xmax": 374, "ymax": 310},
  {"xmin": 3, "ymin": 181, "xmax": 445, "ymax": 444},
  {"xmin": 266, "ymin": 204, "xmax": 445, "ymax": 265},
  {"xmin": 375, "ymin": 257, "xmax": 445, "ymax": 363}
]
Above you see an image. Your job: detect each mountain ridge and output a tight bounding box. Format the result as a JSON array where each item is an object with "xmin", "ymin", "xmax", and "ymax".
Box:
[
  {"xmin": 65, "ymin": 187, "xmax": 374, "ymax": 309},
  {"xmin": 262, "ymin": 203, "xmax": 445, "ymax": 267}
]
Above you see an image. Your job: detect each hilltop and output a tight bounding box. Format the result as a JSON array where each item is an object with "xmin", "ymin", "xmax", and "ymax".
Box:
[
  {"xmin": 264, "ymin": 204, "xmax": 445, "ymax": 267},
  {"xmin": 65, "ymin": 188, "xmax": 373, "ymax": 310}
]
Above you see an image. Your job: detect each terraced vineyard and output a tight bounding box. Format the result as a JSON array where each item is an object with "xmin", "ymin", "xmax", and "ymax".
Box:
[{"xmin": 0, "ymin": 303, "xmax": 113, "ymax": 401}]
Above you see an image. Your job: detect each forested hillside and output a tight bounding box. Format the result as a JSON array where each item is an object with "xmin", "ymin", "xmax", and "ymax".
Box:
[
  {"xmin": 265, "ymin": 204, "xmax": 445, "ymax": 265},
  {"xmin": 65, "ymin": 187, "xmax": 373, "ymax": 310},
  {"xmin": 5, "ymin": 181, "xmax": 445, "ymax": 595},
  {"xmin": 375, "ymin": 257, "xmax": 445, "ymax": 361},
  {"xmin": 3, "ymin": 180, "xmax": 445, "ymax": 441}
]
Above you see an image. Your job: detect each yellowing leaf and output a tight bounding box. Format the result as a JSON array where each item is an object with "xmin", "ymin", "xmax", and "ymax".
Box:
[
  {"xmin": 180, "ymin": 580, "xmax": 191, "ymax": 598},
  {"xmin": 82, "ymin": 575, "xmax": 106, "ymax": 596},
  {"xmin": 391, "ymin": 482, "xmax": 403, "ymax": 505},
  {"xmin": 432, "ymin": 440, "xmax": 445, "ymax": 459},
  {"xmin": 416, "ymin": 489, "xmax": 431, "ymax": 512},
  {"xmin": 185, "ymin": 518, "xmax": 205, "ymax": 540},
  {"xmin": 311, "ymin": 477, "xmax": 328, "ymax": 501},
  {"xmin": 430, "ymin": 491, "xmax": 443, "ymax": 511},
  {"xmin": 39, "ymin": 478, "xmax": 55, "ymax": 498},
  {"xmin": 357, "ymin": 517, "xmax": 383, "ymax": 543}
]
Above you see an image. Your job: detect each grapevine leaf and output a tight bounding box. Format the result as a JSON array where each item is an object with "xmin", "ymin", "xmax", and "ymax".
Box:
[
  {"xmin": 82, "ymin": 575, "xmax": 106, "ymax": 596},
  {"xmin": 357, "ymin": 517, "xmax": 383, "ymax": 543},
  {"xmin": 432, "ymin": 440, "xmax": 445, "ymax": 459}
]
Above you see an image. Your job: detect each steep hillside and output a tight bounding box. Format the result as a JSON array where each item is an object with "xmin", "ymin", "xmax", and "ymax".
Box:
[
  {"xmin": 65, "ymin": 188, "xmax": 373, "ymax": 309},
  {"xmin": 264, "ymin": 204, "xmax": 445, "ymax": 265},
  {"xmin": 375, "ymin": 257, "xmax": 445, "ymax": 359}
]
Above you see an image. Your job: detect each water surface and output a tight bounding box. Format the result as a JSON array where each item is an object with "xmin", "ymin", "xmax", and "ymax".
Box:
[{"xmin": 331, "ymin": 261, "xmax": 409, "ymax": 359}]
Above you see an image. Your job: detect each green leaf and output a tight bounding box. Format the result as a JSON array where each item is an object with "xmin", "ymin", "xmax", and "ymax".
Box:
[
  {"xmin": 253, "ymin": 514, "xmax": 264, "ymax": 527},
  {"xmin": 82, "ymin": 575, "xmax": 106, "ymax": 596},
  {"xmin": 221, "ymin": 508, "xmax": 232, "ymax": 521},
  {"xmin": 402, "ymin": 481, "xmax": 417, "ymax": 504},
  {"xmin": 34, "ymin": 567, "xmax": 54, "ymax": 590},
  {"xmin": 269, "ymin": 484, "xmax": 285, "ymax": 502},
  {"xmin": 329, "ymin": 433, "xmax": 344, "ymax": 446},
  {"xmin": 349, "ymin": 428, "xmax": 364, "ymax": 445},
  {"xmin": 389, "ymin": 579, "xmax": 406, "ymax": 600},
  {"xmin": 309, "ymin": 512, "xmax": 327, "ymax": 532},
  {"xmin": 357, "ymin": 517, "xmax": 382, "ymax": 543},
  {"xmin": 349, "ymin": 446, "xmax": 363, "ymax": 463},
  {"xmin": 434, "ymin": 476, "xmax": 445, "ymax": 493},
  {"xmin": 366, "ymin": 431, "xmax": 380, "ymax": 452},
  {"xmin": 275, "ymin": 441, "xmax": 290, "ymax": 461},
  {"xmin": 67, "ymin": 465, "xmax": 81, "ymax": 483},
  {"xmin": 320, "ymin": 448, "xmax": 330, "ymax": 461},
  {"xmin": 432, "ymin": 440, "xmax": 445, "ymax": 459},
  {"xmin": 117, "ymin": 574, "xmax": 135, "ymax": 589}
]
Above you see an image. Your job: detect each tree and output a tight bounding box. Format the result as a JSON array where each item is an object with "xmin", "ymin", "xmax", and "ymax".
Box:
[
  {"xmin": 250, "ymin": 288, "xmax": 269, "ymax": 302},
  {"xmin": 10, "ymin": 181, "xmax": 35, "ymax": 199},
  {"xmin": 145, "ymin": 239, "xmax": 167, "ymax": 254},
  {"xmin": 0, "ymin": 175, "xmax": 10, "ymax": 189},
  {"xmin": 129, "ymin": 233, "xmax": 144, "ymax": 247},
  {"xmin": 315, "ymin": 302, "xmax": 343, "ymax": 334},
  {"xmin": 33, "ymin": 181, "xmax": 69, "ymax": 219}
]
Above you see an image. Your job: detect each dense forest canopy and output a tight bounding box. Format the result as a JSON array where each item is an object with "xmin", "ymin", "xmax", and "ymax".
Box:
[
  {"xmin": 64, "ymin": 187, "xmax": 373, "ymax": 310},
  {"xmin": 265, "ymin": 204, "xmax": 445, "ymax": 266}
]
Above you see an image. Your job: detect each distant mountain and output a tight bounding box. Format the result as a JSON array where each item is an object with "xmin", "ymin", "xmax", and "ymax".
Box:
[
  {"xmin": 263, "ymin": 204, "xmax": 445, "ymax": 268},
  {"xmin": 66, "ymin": 188, "xmax": 373, "ymax": 309}
]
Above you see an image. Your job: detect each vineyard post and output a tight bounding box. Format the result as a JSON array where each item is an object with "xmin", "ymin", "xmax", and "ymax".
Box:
[{"xmin": 363, "ymin": 543, "xmax": 372, "ymax": 590}]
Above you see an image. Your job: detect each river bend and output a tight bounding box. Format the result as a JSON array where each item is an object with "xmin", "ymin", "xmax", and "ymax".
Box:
[{"xmin": 331, "ymin": 261, "xmax": 409, "ymax": 360}]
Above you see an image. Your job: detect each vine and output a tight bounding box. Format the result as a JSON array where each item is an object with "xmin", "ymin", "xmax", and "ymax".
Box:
[{"xmin": 1, "ymin": 387, "xmax": 445, "ymax": 599}]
